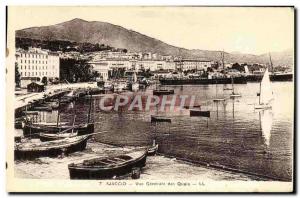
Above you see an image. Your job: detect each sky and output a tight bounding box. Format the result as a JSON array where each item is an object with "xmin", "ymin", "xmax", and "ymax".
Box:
[{"xmin": 9, "ymin": 6, "xmax": 294, "ymax": 55}]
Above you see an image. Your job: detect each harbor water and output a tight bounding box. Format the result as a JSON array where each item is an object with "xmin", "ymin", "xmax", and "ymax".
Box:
[{"xmin": 21, "ymin": 82, "xmax": 293, "ymax": 181}]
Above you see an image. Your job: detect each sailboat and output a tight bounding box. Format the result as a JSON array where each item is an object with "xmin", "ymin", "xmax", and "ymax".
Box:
[
  {"xmin": 131, "ymin": 72, "xmax": 139, "ymax": 92},
  {"xmin": 255, "ymin": 68, "xmax": 274, "ymax": 109},
  {"xmin": 213, "ymin": 83, "xmax": 225, "ymax": 102},
  {"xmin": 229, "ymin": 77, "xmax": 241, "ymax": 98}
]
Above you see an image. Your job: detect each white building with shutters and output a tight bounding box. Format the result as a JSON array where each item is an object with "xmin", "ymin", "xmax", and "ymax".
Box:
[{"xmin": 15, "ymin": 47, "xmax": 60, "ymax": 87}]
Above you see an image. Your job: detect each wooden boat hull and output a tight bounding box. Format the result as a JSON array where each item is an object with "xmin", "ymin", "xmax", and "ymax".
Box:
[
  {"xmin": 246, "ymin": 73, "xmax": 293, "ymax": 82},
  {"xmin": 147, "ymin": 144, "xmax": 158, "ymax": 156},
  {"xmin": 68, "ymin": 150, "xmax": 147, "ymax": 179},
  {"xmin": 39, "ymin": 132, "xmax": 78, "ymax": 142},
  {"xmin": 213, "ymin": 98, "xmax": 225, "ymax": 102},
  {"xmin": 151, "ymin": 116, "xmax": 171, "ymax": 123},
  {"xmin": 190, "ymin": 110, "xmax": 210, "ymax": 117},
  {"xmin": 153, "ymin": 89, "xmax": 174, "ymax": 96},
  {"xmin": 15, "ymin": 136, "xmax": 89, "ymax": 160},
  {"xmin": 23, "ymin": 123, "xmax": 94, "ymax": 137},
  {"xmin": 159, "ymin": 76, "xmax": 247, "ymax": 85}
]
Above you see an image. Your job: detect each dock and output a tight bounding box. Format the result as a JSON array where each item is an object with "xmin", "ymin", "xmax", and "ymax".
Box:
[{"xmin": 14, "ymin": 82, "xmax": 98, "ymax": 113}]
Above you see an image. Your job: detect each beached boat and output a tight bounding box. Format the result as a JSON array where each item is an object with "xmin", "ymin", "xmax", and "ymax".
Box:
[
  {"xmin": 147, "ymin": 143, "xmax": 158, "ymax": 156},
  {"xmin": 15, "ymin": 135, "xmax": 90, "ymax": 160},
  {"xmin": 39, "ymin": 131, "xmax": 78, "ymax": 142},
  {"xmin": 23, "ymin": 123, "xmax": 94, "ymax": 137},
  {"xmin": 151, "ymin": 115, "xmax": 172, "ymax": 123},
  {"xmin": 255, "ymin": 68, "xmax": 274, "ymax": 109},
  {"xmin": 68, "ymin": 149, "xmax": 148, "ymax": 179}
]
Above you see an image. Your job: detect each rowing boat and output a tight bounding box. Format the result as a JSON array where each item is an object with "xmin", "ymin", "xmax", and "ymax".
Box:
[
  {"xmin": 68, "ymin": 149, "xmax": 147, "ymax": 179},
  {"xmin": 15, "ymin": 135, "xmax": 90, "ymax": 160},
  {"xmin": 23, "ymin": 123, "xmax": 94, "ymax": 137},
  {"xmin": 39, "ymin": 131, "xmax": 78, "ymax": 142}
]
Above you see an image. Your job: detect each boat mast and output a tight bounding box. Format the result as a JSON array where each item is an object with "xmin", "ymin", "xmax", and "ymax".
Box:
[
  {"xmin": 71, "ymin": 115, "xmax": 76, "ymax": 134},
  {"xmin": 259, "ymin": 82, "xmax": 262, "ymax": 105},
  {"xmin": 87, "ymin": 94, "xmax": 92, "ymax": 123},
  {"xmin": 222, "ymin": 50, "xmax": 225, "ymax": 70},
  {"xmin": 269, "ymin": 53, "xmax": 273, "ymax": 73},
  {"xmin": 231, "ymin": 77, "xmax": 234, "ymax": 94},
  {"xmin": 56, "ymin": 99, "xmax": 60, "ymax": 127}
]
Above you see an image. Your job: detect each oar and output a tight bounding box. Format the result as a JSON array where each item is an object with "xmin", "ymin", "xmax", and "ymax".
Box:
[{"xmin": 79, "ymin": 131, "xmax": 110, "ymax": 138}]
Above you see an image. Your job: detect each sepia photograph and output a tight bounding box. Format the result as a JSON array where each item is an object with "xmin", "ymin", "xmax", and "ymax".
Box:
[{"xmin": 5, "ymin": 6, "xmax": 294, "ymax": 192}]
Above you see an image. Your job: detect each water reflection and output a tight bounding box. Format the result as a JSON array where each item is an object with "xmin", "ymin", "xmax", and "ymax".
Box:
[{"xmin": 259, "ymin": 109, "xmax": 273, "ymax": 147}]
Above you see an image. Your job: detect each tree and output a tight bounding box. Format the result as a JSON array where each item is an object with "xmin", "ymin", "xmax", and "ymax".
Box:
[
  {"xmin": 41, "ymin": 76, "xmax": 48, "ymax": 85},
  {"xmin": 60, "ymin": 58, "xmax": 96, "ymax": 83},
  {"xmin": 231, "ymin": 63, "xmax": 245, "ymax": 72},
  {"xmin": 15, "ymin": 63, "xmax": 21, "ymax": 87}
]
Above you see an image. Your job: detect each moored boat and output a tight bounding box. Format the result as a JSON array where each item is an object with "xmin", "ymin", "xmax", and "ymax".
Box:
[
  {"xmin": 147, "ymin": 144, "xmax": 158, "ymax": 156},
  {"xmin": 151, "ymin": 115, "xmax": 172, "ymax": 123},
  {"xmin": 153, "ymin": 89, "xmax": 174, "ymax": 96},
  {"xmin": 254, "ymin": 68, "xmax": 274, "ymax": 109},
  {"xmin": 23, "ymin": 123, "xmax": 94, "ymax": 137},
  {"xmin": 159, "ymin": 76, "xmax": 247, "ymax": 85},
  {"xmin": 190, "ymin": 110, "xmax": 210, "ymax": 117},
  {"xmin": 39, "ymin": 131, "xmax": 78, "ymax": 142},
  {"xmin": 15, "ymin": 135, "xmax": 90, "ymax": 160},
  {"xmin": 68, "ymin": 149, "xmax": 148, "ymax": 179}
]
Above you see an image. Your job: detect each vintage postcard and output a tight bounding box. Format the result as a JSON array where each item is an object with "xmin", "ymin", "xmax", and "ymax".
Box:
[{"xmin": 6, "ymin": 6, "xmax": 294, "ymax": 192}]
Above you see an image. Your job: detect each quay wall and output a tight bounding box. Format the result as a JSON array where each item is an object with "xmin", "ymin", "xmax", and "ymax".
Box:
[{"xmin": 15, "ymin": 82, "xmax": 98, "ymax": 110}]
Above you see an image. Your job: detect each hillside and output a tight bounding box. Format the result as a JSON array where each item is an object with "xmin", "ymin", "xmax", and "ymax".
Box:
[{"xmin": 16, "ymin": 18, "xmax": 293, "ymax": 67}]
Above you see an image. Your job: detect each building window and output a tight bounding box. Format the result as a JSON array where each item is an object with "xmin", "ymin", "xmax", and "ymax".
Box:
[
  {"xmin": 25, "ymin": 60, "xmax": 26, "ymax": 63},
  {"xmin": 24, "ymin": 72, "xmax": 26, "ymax": 76},
  {"xmin": 20, "ymin": 60, "xmax": 22, "ymax": 63},
  {"xmin": 20, "ymin": 66, "xmax": 22, "ymax": 69},
  {"xmin": 24, "ymin": 66, "xmax": 26, "ymax": 69}
]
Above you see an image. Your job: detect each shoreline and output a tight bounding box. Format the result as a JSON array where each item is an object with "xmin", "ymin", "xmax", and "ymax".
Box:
[{"xmin": 15, "ymin": 141, "xmax": 261, "ymax": 181}]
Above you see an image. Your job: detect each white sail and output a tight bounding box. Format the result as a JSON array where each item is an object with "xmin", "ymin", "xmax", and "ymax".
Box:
[
  {"xmin": 260, "ymin": 109, "xmax": 273, "ymax": 146},
  {"xmin": 133, "ymin": 72, "xmax": 137, "ymax": 83},
  {"xmin": 260, "ymin": 68, "xmax": 273, "ymax": 105}
]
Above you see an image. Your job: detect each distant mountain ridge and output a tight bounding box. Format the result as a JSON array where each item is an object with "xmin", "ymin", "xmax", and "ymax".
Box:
[{"xmin": 16, "ymin": 18, "xmax": 293, "ymax": 67}]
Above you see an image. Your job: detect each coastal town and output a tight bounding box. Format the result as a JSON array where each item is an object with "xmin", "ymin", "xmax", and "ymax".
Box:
[
  {"xmin": 10, "ymin": 8, "xmax": 294, "ymax": 191},
  {"xmin": 15, "ymin": 44, "xmax": 292, "ymax": 91}
]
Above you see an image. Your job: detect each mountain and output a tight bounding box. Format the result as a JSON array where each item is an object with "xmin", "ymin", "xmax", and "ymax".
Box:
[{"xmin": 16, "ymin": 18, "xmax": 293, "ymax": 67}]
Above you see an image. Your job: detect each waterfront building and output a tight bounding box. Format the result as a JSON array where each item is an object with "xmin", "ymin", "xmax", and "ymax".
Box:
[
  {"xmin": 88, "ymin": 60, "xmax": 109, "ymax": 81},
  {"xmin": 135, "ymin": 60, "xmax": 168, "ymax": 71},
  {"xmin": 15, "ymin": 47, "xmax": 60, "ymax": 87},
  {"xmin": 174, "ymin": 59, "xmax": 213, "ymax": 71}
]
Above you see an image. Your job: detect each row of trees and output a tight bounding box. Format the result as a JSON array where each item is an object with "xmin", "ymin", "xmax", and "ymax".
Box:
[
  {"xmin": 16, "ymin": 37, "xmax": 127, "ymax": 53},
  {"xmin": 60, "ymin": 58, "xmax": 100, "ymax": 83}
]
